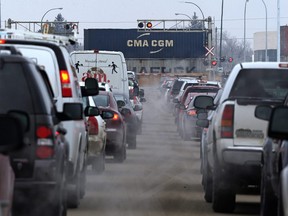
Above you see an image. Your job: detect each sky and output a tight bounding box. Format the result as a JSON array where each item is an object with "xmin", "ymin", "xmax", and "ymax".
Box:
[{"xmin": 2, "ymin": 0, "xmax": 288, "ymax": 46}]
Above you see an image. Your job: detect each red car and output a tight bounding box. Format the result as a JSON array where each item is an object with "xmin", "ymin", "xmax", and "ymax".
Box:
[{"xmin": 90, "ymin": 91, "xmax": 128, "ymax": 163}]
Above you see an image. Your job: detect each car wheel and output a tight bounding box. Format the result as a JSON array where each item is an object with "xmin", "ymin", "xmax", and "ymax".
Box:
[
  {"xmin": 137, "ymin": 123, "xmax": 142, "ymax": 135},
  {"xmin": 128, "ymin": 135, "xmax": 137, "ymax": 149},
  {"xmin": 202, "ymin": 158, "xmax": 213, "ymax": 203},
  {"xmin": 212, "ymin": 157, "xmax": 236, "ymax": 213},
  {"xmin": 51, "ymin": 160, "xmax": 67, "ymax": 216},
  {"xmin": 67, "ymin": 166, "xmax": 81, "ymax": 208},
  {"xmin": 260, "ymin": 162, "xmax": 277, "ymax": 216},
  {"xmin": 92, "ymin": 151, "xmax": 105, "ymax": 174},
  {"xmin": 114, "ymin": 144, "xmax": 126, "ymax": 163}
]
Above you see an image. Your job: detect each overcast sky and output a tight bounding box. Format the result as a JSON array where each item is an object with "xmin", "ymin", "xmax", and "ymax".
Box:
[{"xmin": 2, "ymin": 0, "xmax": 288, "ymax": 46}]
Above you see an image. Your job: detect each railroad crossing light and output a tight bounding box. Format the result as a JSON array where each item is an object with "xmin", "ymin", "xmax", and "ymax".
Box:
[
  {"xmin": 146, "ymin": 22, "xmax": 152, "ymax": 28},
  {"xmin": 211, "ymin": 60, "xmax": 217, "ymax": 66},
  {"xmin": 138, "ymin": 22, "xmax": 144, "ymax": 28},
  {"xmin": 220, "ymin": 56, "xmax": 226, "ymax": 62},
  {"xmin": 228, "ymin": 57, "xmax": 233, "ymax": 63}
]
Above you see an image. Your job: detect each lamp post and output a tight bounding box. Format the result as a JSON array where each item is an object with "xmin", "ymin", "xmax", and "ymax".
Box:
[
  {"xmin": 261, "ymin": 0, "xmax": 268, "ymax": 61},
  {"xmin": 277, "ymin": 0, "xmax": 280, "ymax": 61},
  {"xmin": 175, "ymin": 13, "xmax": 192, "ymax": 20},
  {"xmin": 40, "ymin": 7, "xmax": 63, "ymax": 33},
  {"xmin": 184, "ymin": 1, "xmax": 205, "ymax": 29},
  {"xmin": 175, "ymin": 13, "xmax": 192, "ymax": 28},
  {"xmin": 244, "ymin": 0, "xmax": 249, "ymax": 62},
  {"xmin": 219, "ymin": 0, "xmax": 224, "ymax": 67}
]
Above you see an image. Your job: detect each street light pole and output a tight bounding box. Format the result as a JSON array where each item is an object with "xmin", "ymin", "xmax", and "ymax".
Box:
[
  {"xmin": 277, "ymin": 0, "xmax": 280, "ymax": 61},
  {"xmin": 184, "ymin": 1, "xmax": 205, "ymax": 29},
  {"xmin": 244, "ymin": 0, "xmax": 249, "ymax": 62},
  {"xmin": 40, "ymin": 7, "xmax": 63, "ymax": 33},
  {"xmin": 175, "ymin": 13, "xmax": 192, "ymax": 28},
  {"xmin": 261, "ymin": 0, "xmax": 268, "ymax": 61},
  {"xmin": 175, "ymin": 13, "xmax": 192, "ymax": 20},
  {"xmin": 219, "ymin": 0, "xmax": 224, "ymax": 67}
]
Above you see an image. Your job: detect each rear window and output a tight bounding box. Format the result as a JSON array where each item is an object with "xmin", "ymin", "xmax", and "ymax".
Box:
[
  {"xmin": 172, "ymin": 80, "xmax": 184, "ymax": 90},
  {"xmin": 230, "ymin": 69, "xmax": 288, "ymax": 99},
  {"xmin": 92, "ymin": 95, "xmax": 109, "ymax": 107},
  {"xmin": 15, "ymin": 46, "xmax": 59, "ymax": 96},
  {"xmin": 0, "ymin": 62, "xmax": 34, "ymax": 113}
]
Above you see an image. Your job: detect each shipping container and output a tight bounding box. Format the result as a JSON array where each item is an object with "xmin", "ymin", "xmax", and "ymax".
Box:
[{"xmin": 84, "ymin": 29, "xmax": 206, "ymax": 59}]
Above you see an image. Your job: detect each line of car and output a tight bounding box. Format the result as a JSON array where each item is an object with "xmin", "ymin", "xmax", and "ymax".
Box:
[
  {"xmin": 0, "ymin": 38, "xmax": 146, "ymax": 216},
  {"xmin": 160, "ymin": 63, "xmax": 288, "ymax": 215},
  {"xmin": 190, "ymin": 63, "xmax": 288, "ymax": 215}
]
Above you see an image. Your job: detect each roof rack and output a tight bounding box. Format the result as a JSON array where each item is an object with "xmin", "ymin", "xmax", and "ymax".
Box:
[{"xmin": 0, "ymin": 28, "xmax": 76, "ymax": 46}]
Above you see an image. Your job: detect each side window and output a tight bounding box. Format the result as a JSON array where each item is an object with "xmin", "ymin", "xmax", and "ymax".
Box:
[{"xmin": 0, "ymin": 62, "xmax": 33, "ymax": 113}]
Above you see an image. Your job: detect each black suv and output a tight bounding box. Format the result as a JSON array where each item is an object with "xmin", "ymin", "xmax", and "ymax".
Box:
[{"xmin": 0, "ymin": 45, "xmax": 86, "ymax": 216}]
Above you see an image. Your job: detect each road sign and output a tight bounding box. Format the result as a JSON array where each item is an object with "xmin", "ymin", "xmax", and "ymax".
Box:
[{"xmin": 205, "ymin": 46, "xmax": 215, "ymax": 57}]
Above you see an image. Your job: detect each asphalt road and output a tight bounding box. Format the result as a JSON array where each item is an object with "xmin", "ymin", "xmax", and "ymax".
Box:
[{"xmin": 68, "ymin": 86, "xmax": 260, "ymax": 216}]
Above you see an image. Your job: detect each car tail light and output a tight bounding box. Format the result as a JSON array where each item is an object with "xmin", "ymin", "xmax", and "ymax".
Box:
[
  {"xmin": 187, "ymin": 109, "xmax": 197, "ymax": 116},
  {"xmin": 221, "ymin": 105, "xmax": 234, "ymax": 138},
  {"xmin": 36, "ymin": 126, "xmax": 54, "ymax": 159},
  {"xmin": 113, "ymin": 113, "xmax": 120, "ymax": 121},
  {"xmin": 88, "ymin": 116, "xmax": 99, "ymax": 135},
  {"xmin": 0, "ymin": 40, "xmax": 6, "ymax": 44},
  {"xmin": 60, "ymin": 70, "xmax": 72, "ymax": 97}
]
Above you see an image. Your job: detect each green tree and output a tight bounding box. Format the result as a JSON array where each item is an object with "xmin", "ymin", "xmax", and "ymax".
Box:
[{"xmin": 52, "ymin": 13, "xmax": 73, "ymax": 36}]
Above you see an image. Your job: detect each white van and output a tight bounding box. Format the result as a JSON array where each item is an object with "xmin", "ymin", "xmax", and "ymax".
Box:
[{"xmin": 70, "ymin": 50, "xmax": 129, "ymax": 96}]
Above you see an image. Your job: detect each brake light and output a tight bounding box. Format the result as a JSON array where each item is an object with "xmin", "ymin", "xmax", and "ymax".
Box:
[
  {"xmin": 0, "ymin": 40, "xmax": 6, "ymax": 44},
  {"xmin": 37, "ymin": 126, "xmax": 52, "ymax": 138},
  {"xmin": 113, "ymin": 113, "xmax": 120, "ymax": 121},
  {"xmin": 221, "ymin": 105, "xmax": 234, "ymax": 138},
  {"xmin": 36, "ymin": 126, "xmax": 54, "ymax": 159},
  {"xmin": 60, "ymin": 70, "xmax": 72, "ymax": 97},
  {"xmin": 88, "ymin": 116, "xmax": 99, "ymax": 135},
  {"xmin": 187, "ymin": 109, "xmax": 197, "ymax": 116}
]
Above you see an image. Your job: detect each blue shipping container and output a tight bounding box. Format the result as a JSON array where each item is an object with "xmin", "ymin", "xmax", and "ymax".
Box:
[{"xmin": 84, "ymin": 29, "xmax": 206, "ymax": 59}]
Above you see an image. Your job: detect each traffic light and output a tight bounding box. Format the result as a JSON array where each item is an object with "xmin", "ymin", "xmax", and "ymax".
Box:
[
  {"xmin": 146, "ymin": 22, "xmax": 153, "ymax": 28},
  {"xmin": 228, "ymin": 57, "xmax": 233, "ymax": 63},
  {"xmin": 138, "ymin": 21, "xmax": 152, "ymax": 29},
  {"xmin": 138, "ymin": 22, "xmax": 144, "ymax": 28},
  {"xmin": 211, "ymin": 60, "xmax": 217, "ymax": 66}
]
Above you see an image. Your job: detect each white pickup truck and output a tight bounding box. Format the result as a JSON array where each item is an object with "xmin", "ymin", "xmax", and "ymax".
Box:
[{"xmin": 194, "ymin": 62, "xmax": 288, "ymax": 213}]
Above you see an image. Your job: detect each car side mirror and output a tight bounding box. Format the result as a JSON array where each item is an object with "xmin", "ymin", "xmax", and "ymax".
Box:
[
  {"xmin": 58, "ymin": 103, "xmax": 83, "ymax": 121},
  {"xmin": 120, "ymin": 108, "xmax": 131, "ymax": 117},
  {"xmin": 255, "ymin": 105, "xmax": 272, "ymax": 121},
  {"xmin": 81, "ymin": 78, "xmax": 99, "ymax": 96},
  {"xmin": 268, "ymin": 106, "xmax": 288, "ymax": 139},
  {"xmin": 101, "ymin": 110, "xmax": 114, "ymax": 120},
  {"xmin": 84, "ymin": 106, "xmax": 100, "ymax": 116},
  {"xmin": 134, "ymin": 104, "xmax": 142, "ymax": 111},
  {"xmin": 139, "ymin": 89, "xmax": 145, "ymax": 97},
  {"xmin": 117, "ymin": 100, "xmax": 126, "ymax": 109},
  {"xmin": 194, "ymin": 95, "xmax": 214, "ymax": 110}
]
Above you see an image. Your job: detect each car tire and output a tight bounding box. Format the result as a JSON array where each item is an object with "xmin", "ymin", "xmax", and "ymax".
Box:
[
  {"xmin": 202, "ymin": 159, "xmax": 213, "ymax": 203},
  {"xmin": 212, "ymin": 157, "xmax": 235, "ymax": 213},
  {"xmin": 50, "ymin": 160, "xmax": 68, "ymax": 216},
  {"xmin": 92, "ymin": 151, "xmax": 105, "ymax": 174},
  {"xmin": 114, "ymin": 144, "xmax": 126, "ymax": 163},
  {"xmin": 67, "ymin": 167, "xmax": 81, "ymax": 208},
  {"xmin": 128, "ymin": 135, "xmax": 137, "ymax": 149},
  {"xmin": 260, "ymin": 163, "xmax": 277, "ymax": 216}
]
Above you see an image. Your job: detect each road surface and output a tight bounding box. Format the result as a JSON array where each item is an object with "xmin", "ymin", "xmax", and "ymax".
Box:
[{"xmin": 69, "ymin": 86, "xmax": 260, "ymax": 216}]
